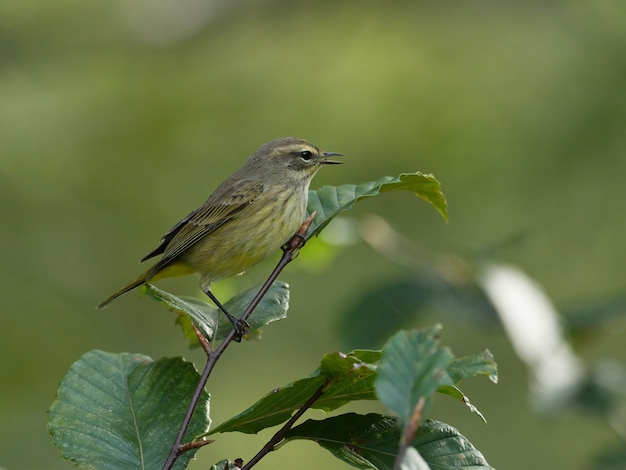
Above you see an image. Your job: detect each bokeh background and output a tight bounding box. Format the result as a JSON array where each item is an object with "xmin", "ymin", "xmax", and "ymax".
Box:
[{"xmin": 1, "ymin": 1, "xmax": 625, "ymax": 469}]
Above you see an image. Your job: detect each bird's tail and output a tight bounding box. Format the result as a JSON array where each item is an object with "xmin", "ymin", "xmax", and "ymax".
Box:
[{"xmin": 97, "ymin": 274, "xmax": 148, "ymax": 309}]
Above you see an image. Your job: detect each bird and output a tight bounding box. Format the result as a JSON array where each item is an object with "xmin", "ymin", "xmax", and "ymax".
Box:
[{"xmin": 97, "ymin": 137, "xmax": 343, "ymax": 338}]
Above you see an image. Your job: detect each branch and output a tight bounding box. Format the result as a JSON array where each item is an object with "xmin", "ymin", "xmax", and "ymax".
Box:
[
  {"xmin": 162, "ymin": 213, "xmax": 317, "ymax": 469},
  {"xmin": 194, "ymin": 325, "xmax": 212, "ymax": 355},
  {"xmin": 393, "ymin": 397, "xmax": 425, "ymax": 470},
  {"xmin": 242, "ymin": 379, "xmax": 329, "ymax": 469}
]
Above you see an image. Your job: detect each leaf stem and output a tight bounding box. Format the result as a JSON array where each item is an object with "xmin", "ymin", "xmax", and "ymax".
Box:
[{"xmin": 162, "ymin": 213, "xmax": 316, "ymax": 469}]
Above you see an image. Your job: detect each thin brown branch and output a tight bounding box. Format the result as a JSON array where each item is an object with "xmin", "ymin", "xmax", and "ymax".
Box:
[
  {"xmin": 242, "ymin": 379, "xmax": 329, "ymax": 470},
  {"xmin": 393, "ymin": 397, "xmax": 425, "ymax": 470},
  {"xmin": 179, "ymin": 438, "xmax": 214, "ymax": 452},
  {"xmin": 193, "ymin": 325, "xmax": 212, "ymax": 355}
]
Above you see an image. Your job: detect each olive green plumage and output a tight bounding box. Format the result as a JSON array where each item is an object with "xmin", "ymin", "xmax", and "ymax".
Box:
[{"xmin": 98, "ymin": 137, "xmax": 342, "ymax": 309}]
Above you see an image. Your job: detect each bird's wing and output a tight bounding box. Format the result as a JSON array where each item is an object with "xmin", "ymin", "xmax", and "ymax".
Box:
[
  {"xmin": 139, "ymin": 207, "xmax": 201, "ymax": 262},
  {"xmin": 142, "ymin": 180, "xmax": 264, "ymax": 271}
]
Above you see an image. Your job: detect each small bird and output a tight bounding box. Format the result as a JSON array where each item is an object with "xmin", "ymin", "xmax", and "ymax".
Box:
[{"xmin": 98, "ymin": 137, "xmax": 342, "ymax": 336}]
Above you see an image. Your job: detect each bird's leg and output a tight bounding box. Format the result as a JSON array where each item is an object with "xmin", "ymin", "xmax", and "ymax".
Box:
[{"xmin": 203, "ymin": 288, "xmax": 248, "ymax": 342}]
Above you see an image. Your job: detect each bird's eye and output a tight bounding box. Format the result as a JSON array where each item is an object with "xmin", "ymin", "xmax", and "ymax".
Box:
[{"xmin": 299, "ymin": 150, "xmax": 313, "ymax": 161}]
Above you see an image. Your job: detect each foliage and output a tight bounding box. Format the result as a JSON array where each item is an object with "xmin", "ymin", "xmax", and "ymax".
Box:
[
  {"xmin": 47, "ymin": 173, "xmax": 499, "ymax": 469},
  {"xmin": 49, "ymin": 325, "xmax": 495, "ymax": 469},
  {"xmin": 48, "ymin": 352, "xmax": 210, "ymax": 470}
]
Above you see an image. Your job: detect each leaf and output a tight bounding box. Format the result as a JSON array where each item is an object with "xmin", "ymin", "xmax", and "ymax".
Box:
[
  {"xmin": 589, "ymin": 445, "xmax": 626, "ymax": 470},
  {"xmin": 142, "ymin": 281, "xmax": 289, "ymax": 345},
  {"xmin": 338, "ymin": 277, "xmax": 501, "ymax": 349},
  {"xmin": 437, "ymin": 385, "xmax": 487, "ymax": 423},
  {"xmin": 400, "ymin": 447, "xmax": 431, "ymax": 470},
  {"xmin": 306, "ymin": 173, "xmax": 448, "ymax": 239},
  {"xmin": 316, "ymin": 350, "xmax": 380, "ymax": 412},
  {"xmin": 217, "ymin": 280, "xmax": 290, "ymax": 339},
  {"xmin": 375, "ymin": 326, "xmax": 454, "ymax": 425},
  {"xmin": 143, "ymin": 284, "xmax": 218, "ymax": 346},
  {"xmin": 445, "ymin": 350, "xmax": 498, "ymax": 385},
  {"xmin": 285, "ymin": 413, "xmax": 399, "ymax": 469},
  {"xmin": 412, "ymin": 420, "xmax": 493, "ymax": 469},
  {"xmin": 562, "ymin": 291, "xmax": 626, "ymax": 330},
  {"xmin": 338, "ymin": 279, "xmax": 434, "ymax": 350},
  {"xmin": 48, "ymin": 350, "xmax": 210, "ymax": 470},
  {"xmin": 209, "ymin": 350, "xmax": 380, "ymax": 435},
  {"xmin": 437, "ymin": 351, "xmax": 497, "ymax": 423},
  {"xmin": 209, "ymin": 373, "xmax": 326, "ymax": 436},
  {"xmin": 285, "ymin": 414, "xmax": 493, "ymax": 470}
]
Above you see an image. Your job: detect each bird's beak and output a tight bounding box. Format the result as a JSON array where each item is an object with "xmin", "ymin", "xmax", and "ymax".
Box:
[{"xmin": 321, "ymin": 151, "xmax": 344, "ymax": 165}]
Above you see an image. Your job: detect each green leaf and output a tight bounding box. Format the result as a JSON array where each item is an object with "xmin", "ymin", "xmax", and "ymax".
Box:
[
  {"xmin": 48, "ymin": 350, "xmax": 210, "ymax": 470},
  {"xmin": 375, "ymin": 326, "xmax": 454, "ymax": 425},
  {"xmin": 209, "ymin": 350, "xmax": 380, "ymax": 435},
  {"xmin": 589, "ymin": 445, "xmax": 626, "ymax": 470},
  {"xmin": 143, "ymin": 284, "xmax": 218, "ymax": 345},
  {"xmin": 436, "ymin": 350, "xmax": 497, "ymax": 423},
  {"xmin": 285, "ymin": 413, "xmax": 399, "ymax": 469},
  {"xmin": 218, "ymin": 280, "xmax": 290, "ymax": 339},
  {"xmin": 210, "ymin": 373, "xmax": 326, "ymax": 435},
  {"xmin": 400, "ymin": 447, "xmax": 431, "ymax": 470},
  {"xmin": 338, "ymin": 277, "xmax": 501, "ymax": 349},
  {"xmin": 437, "ymin": 385, "xmax": 487, "ymax": 423},
  {"xmin": 307, "ymin": 172, "xmax": 448, "ymax": 239},
  {"xmin": 285, "ymin": 414, "xmax": 493, "ymax": 470},
  {"xmin": 445, "ymin": 350, "xmax": 498, "ymax": 385},
  {"xmin": 316, "ymin": 350, "xmax": 380, "ymax": 412},
  {"xmin": 563, "ymin": 291, "xmax": 626, "ymax": 330},
  {"xmin": 142, "ymin": 281, "xmax": 289, "ymax": 345},
  {"xmin": 413, "ymin": 420, "xmax": 493, "ymax": 469},
  {"xmin": 337, "ymin": 279, "xmax": 436, "ymax": 350}
]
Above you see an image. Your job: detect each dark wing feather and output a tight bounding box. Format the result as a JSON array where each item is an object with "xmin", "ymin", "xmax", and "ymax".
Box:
[
  {"xmin": 140, "ymin": 207, "xmax": 201, "ymax": 262},
  {"xmin": 144, "ymin": 180, "xmax": 264, "ymax": 274}
]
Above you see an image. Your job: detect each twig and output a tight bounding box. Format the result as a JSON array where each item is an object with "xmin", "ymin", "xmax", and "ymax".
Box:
[
  {"xmin": 179, "ymin": 438, "xmax": 214, "ymax": 452},
  {"xmin": 242, "ymin": 380, "xmax": 329, "ymax": 469},
  {"xmin": 393, "ymin": 397, "xmax": 425, "ymax": 470},
  {"xmin": 162, "ymin": 213, "xmax": 317, "ymax": 469},
  {"xmin": 194, "ymin": 325, "xmax": 212, "ymax": 355}
]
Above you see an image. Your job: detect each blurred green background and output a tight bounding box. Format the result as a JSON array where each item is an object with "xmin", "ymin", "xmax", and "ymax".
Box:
[{"xmin": 1, "ymin": 0, "xmax": 625, "ymax": 468}]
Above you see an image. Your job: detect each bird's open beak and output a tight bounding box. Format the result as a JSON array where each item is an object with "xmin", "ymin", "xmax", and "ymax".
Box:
[{"xmin": 321, "ymin": 151, "xmax": 344, "ymax": 165}]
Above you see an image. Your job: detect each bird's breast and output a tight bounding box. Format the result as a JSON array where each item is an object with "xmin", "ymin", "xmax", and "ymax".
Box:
[{"xmin": 181, "ymin": 186, "xmax": 307, "ymax": 283}]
